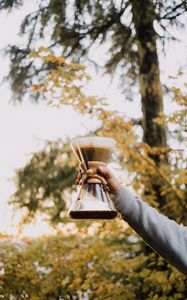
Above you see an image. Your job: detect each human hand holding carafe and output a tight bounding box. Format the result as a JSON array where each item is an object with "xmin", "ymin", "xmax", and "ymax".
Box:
[{"xmin": 76, "ymin": 165, "xmax": 121, "ymax": 200}]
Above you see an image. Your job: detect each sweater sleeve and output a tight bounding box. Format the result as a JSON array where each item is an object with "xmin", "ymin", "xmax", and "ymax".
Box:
[{"xmin": 113, "ymin": 187, "xmax": 187, "ymax": 275}]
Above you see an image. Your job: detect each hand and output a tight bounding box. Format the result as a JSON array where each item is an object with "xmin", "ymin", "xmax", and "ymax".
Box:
[
  {"xmin": 75, "ymin": 166, "xmax": 121, "ymax": 199},
  {"xmin": 97, "ymin": 166, "xmax": 121, "ymax": 199}
]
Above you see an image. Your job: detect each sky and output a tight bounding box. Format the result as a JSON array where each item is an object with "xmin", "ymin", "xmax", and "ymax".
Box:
[{"xmin": 0, "ymin": 4, "xmax": 187, "ymax": 237}]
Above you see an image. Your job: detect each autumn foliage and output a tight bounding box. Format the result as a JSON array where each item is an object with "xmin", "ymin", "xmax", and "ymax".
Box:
[{"xmin": 1, "ymin": 52, "xmax": 187, "ymax": 298}]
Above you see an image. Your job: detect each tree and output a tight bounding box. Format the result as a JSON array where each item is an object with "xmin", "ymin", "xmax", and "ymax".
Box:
[
  {"xmin": 10, "ymin": 140, "xmax": 77, "ymax": 224},
  {"xmin": 8, "ymin": 66, "xmax": 187, "ymax": 297},
  {"xmin": 1, "ymin": 1, "xmax": 187, "ymax": 297},
  {"xmin": 10, "ymin": 52, "xmax": 186, "ymax": 224},
  {"xmin": 11, "ymin": 73, "xmax": 187, "ymax": 222},
  {"xmin": 1, "ymin": 0, "xmax": 187, "ymax": 151},
  {"xmin": 0, "ymin": 224, "xmax": 187, "ymax": 299}
]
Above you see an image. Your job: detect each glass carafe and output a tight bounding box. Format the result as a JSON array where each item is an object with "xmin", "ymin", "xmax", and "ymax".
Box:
[{"xmin": 69, "ymin": 136, "xmax": 117, "ymax": 219}]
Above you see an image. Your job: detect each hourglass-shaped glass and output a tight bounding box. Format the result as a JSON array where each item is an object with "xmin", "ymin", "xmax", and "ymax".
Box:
[{"xmin": 69, "ymin": 136, "xmax": 117, "ymax": 219}]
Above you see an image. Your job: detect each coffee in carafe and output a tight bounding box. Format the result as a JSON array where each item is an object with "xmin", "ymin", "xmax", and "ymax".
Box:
[
  {"xmin": 74, "ymin": 145, "xmax": 112, "ymax": 163},
  {"xmin": 69, "ymin": 136, "xmax": 117, "ymax": 220}
]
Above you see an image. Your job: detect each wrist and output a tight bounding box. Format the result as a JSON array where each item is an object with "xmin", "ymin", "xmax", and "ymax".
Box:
[{"xmin": 108, "ymin": 183, "xmax": 122, "ymax": 200}]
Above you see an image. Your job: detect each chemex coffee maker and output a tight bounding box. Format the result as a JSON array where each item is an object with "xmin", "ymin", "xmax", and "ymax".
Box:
[{"xmin": 69, "ymin": 136, "xmax": 117, "ymax": 219}]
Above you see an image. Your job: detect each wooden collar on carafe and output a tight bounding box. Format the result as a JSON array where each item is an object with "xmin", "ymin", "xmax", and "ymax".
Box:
[{"xmin": 80, "ymin": 161, "xmax": 108, "ymax": 188}]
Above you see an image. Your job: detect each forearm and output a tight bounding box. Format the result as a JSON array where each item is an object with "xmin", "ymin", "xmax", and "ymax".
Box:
[{"xmin": 114, "ymin": 187, "xmax": 187, "ymax": 275}]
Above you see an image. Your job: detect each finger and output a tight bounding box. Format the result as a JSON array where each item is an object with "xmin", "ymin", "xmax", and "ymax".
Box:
[
  {"xmin": 97, "ymin": 166, "xmax": 112, "ymax": 180},
  {"xmin": 75, "ymin": 169, "xmax": 84, "ymax": 185}
]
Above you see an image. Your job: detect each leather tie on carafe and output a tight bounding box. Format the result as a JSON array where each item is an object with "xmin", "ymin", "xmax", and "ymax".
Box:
[{"xmin": 79, "ymin": 162, "xmax": 110, "ymax": 192}]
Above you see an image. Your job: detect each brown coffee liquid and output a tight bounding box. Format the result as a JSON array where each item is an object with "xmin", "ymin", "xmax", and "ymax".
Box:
[
  {"xmin": 70, "ymin": 210, "xmax": 117, "ymax": 219},
  {"xmin": 75, "ymin": 145, "xmax": 111, "ymax": 162}
]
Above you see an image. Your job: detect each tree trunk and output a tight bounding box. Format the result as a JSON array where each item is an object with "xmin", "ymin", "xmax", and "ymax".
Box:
[
  {"xmin": 131, "ymin": 0, "xmax": 169, "ymax": 214},
  {"xmin": 131, "ymin": 0, "xmax": 167, "ymax": 152}
]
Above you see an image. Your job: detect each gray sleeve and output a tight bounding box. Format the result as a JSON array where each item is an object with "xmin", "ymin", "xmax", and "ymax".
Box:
[{"xmin": 113, "ymin": 187, "xmax": 187, "ymax": 275}]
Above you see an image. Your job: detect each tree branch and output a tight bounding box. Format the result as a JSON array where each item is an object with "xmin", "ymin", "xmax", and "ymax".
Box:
[
  {"xmin": 134, "ymin": 146, "xmax": 186, "ymax": 210},
  {"xmin": 160, "ymin": 1, "xmax": 187, "ymax": 20}
]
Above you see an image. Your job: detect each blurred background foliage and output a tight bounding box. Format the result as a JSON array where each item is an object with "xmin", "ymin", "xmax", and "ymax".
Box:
[
  {"xmin": 0, "ymin": 226, "xmax": 186, "ymax": 299},
  {"xmin": 0, "ymin": 0, "xmax": 187, "ymax": 299},
  {"xmin": 4, "ymin": 53, "xmax": 186, "ymax": 299}
]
